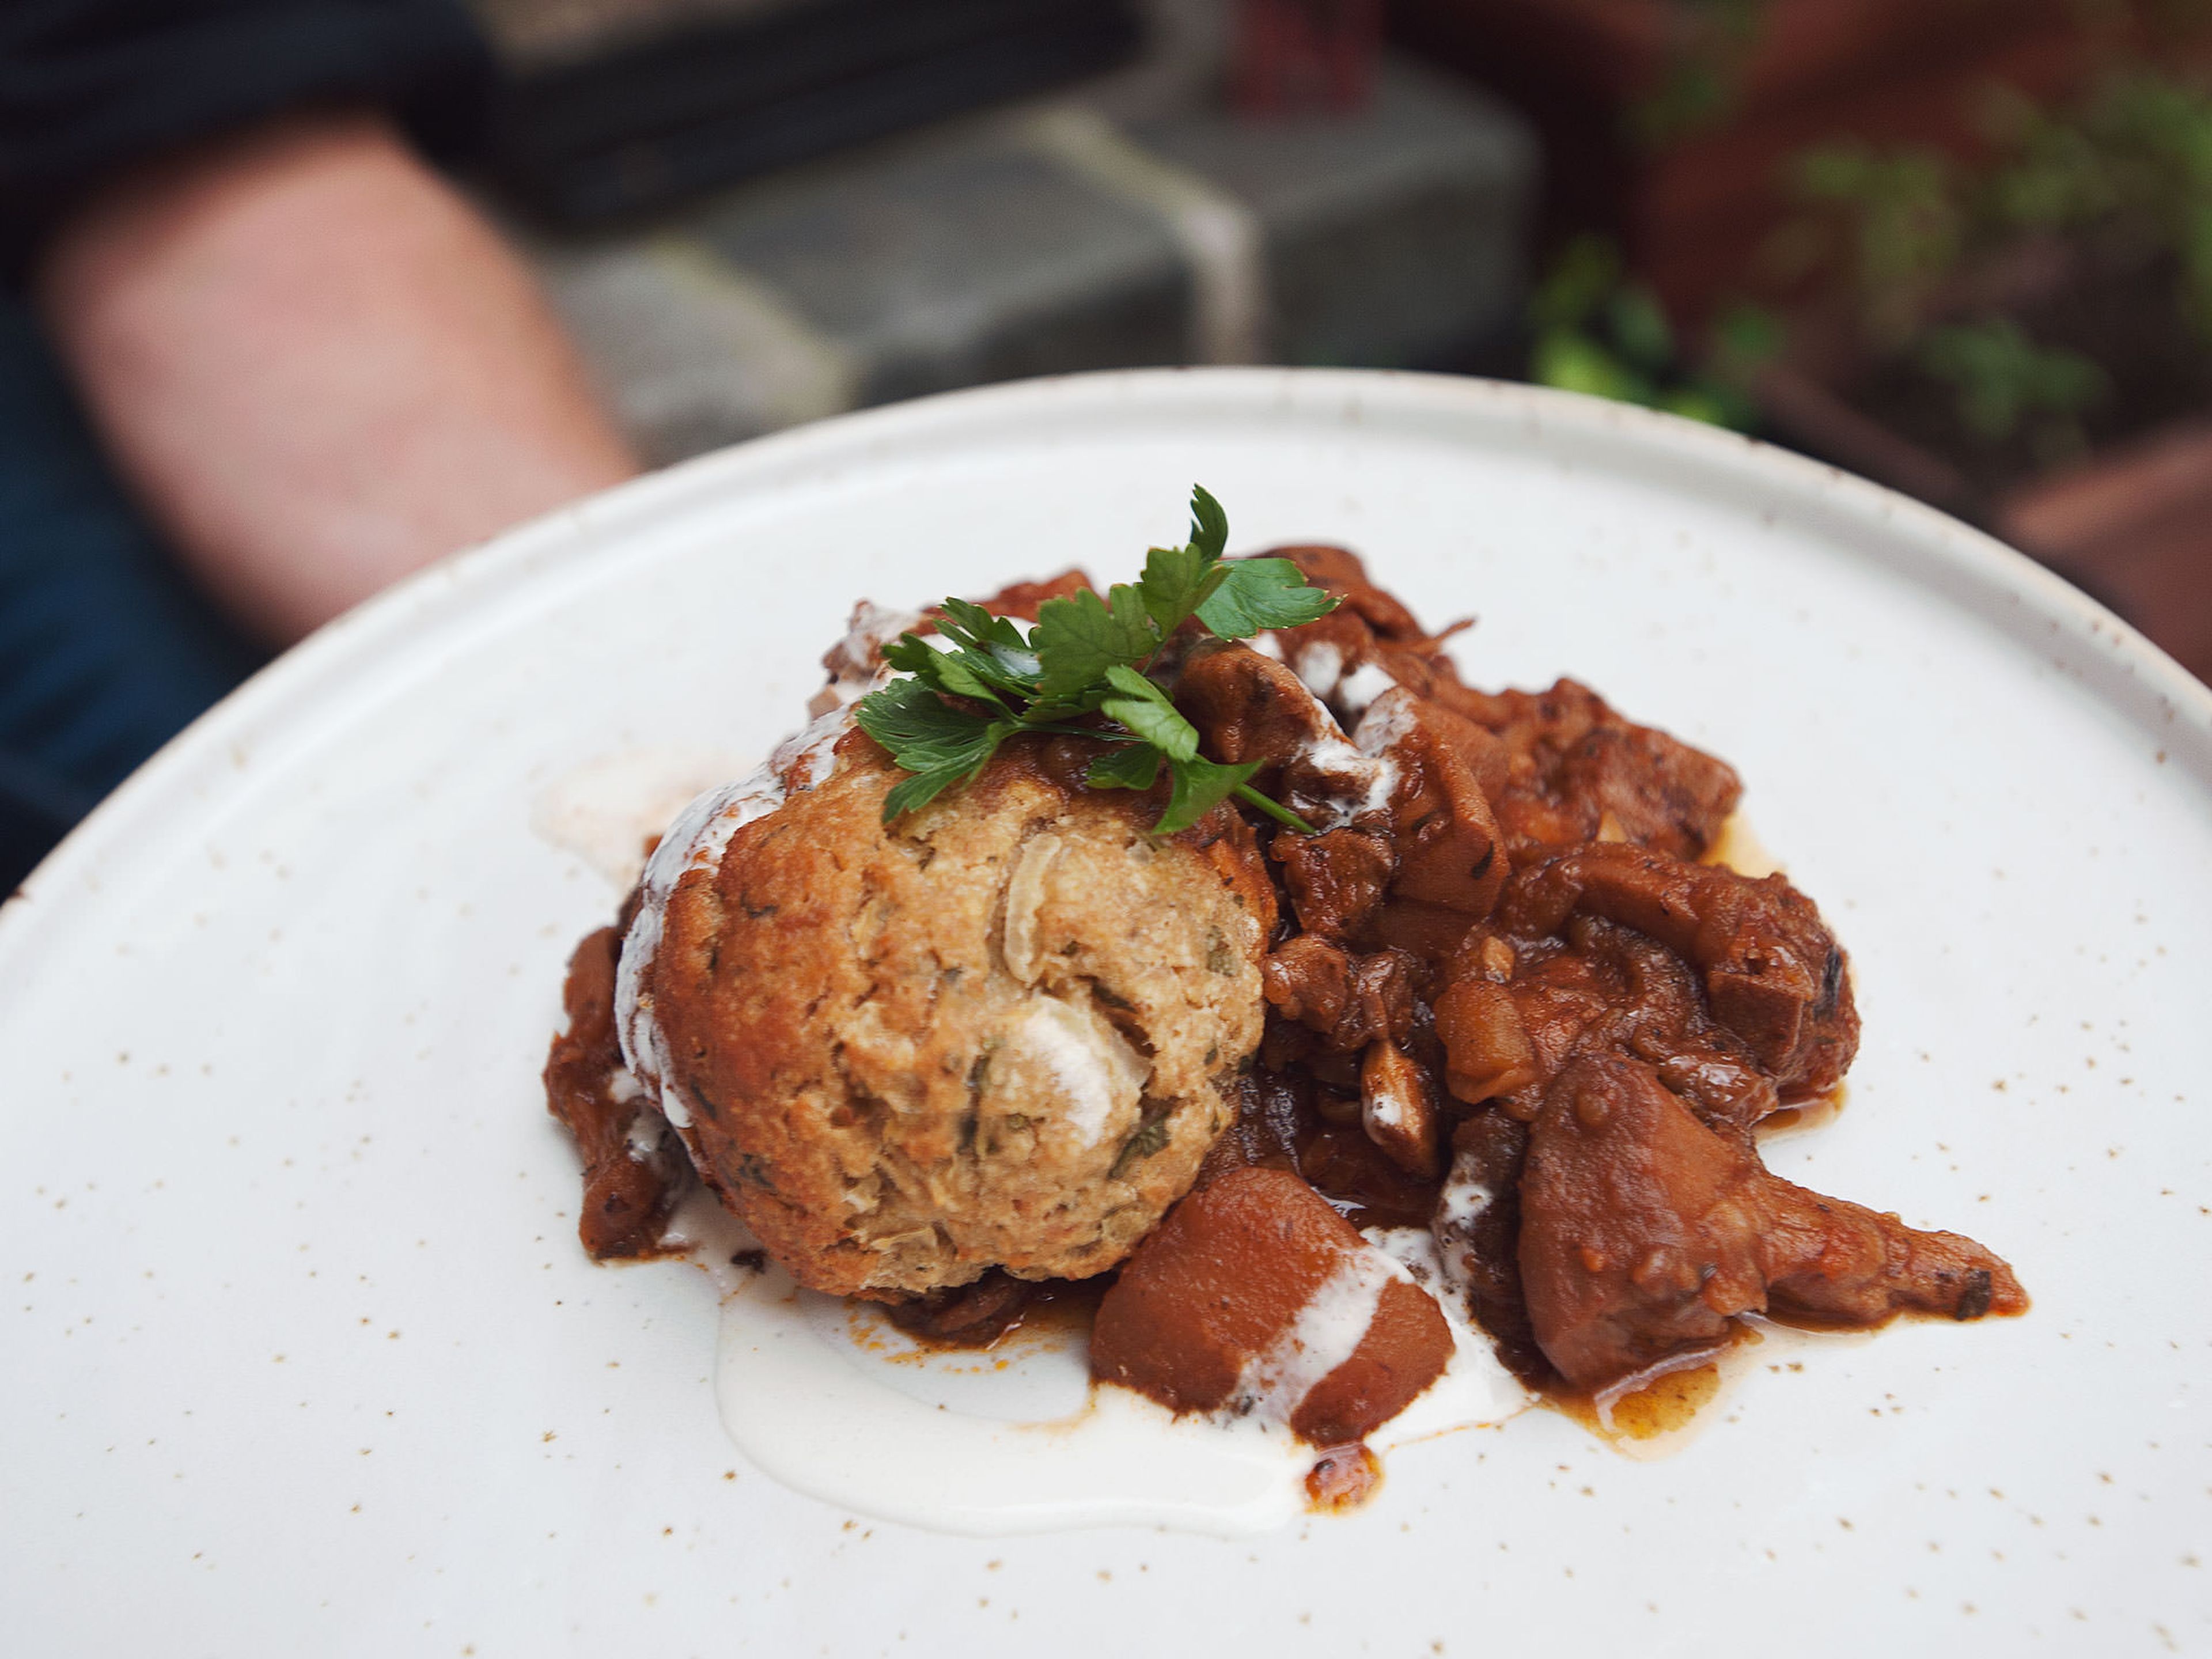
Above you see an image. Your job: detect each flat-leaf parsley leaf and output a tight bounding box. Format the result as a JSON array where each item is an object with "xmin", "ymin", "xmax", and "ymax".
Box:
[{"xmin": 852, "ymin": 486, "xmax": 1336, "ymax": 834}]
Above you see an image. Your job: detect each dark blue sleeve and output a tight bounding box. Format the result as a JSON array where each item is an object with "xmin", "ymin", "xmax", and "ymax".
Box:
[{"xmin": 1, "ymin": 0, "xmax": 494, "ymax": 275}]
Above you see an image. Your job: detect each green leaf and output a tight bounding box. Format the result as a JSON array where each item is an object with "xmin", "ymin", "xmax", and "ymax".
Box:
[
  {"xmin": 1109, "ymin": 1113, "xmax": 1173, "ymax": 1178},
  {"xmin": 852, "ymin": 676, "xmax": 1006, "ymax": 777},
  {"xmin": 1086, "ymin": 744, "xmax": 1161, "ymax": 791},
  {"xmin": 1533, "ymin": 328, "xmax": 1659, "ymax": 407},
  {"xmin": 987, "ymin": 638, "xmax": 1044, "ymax": 682},
  {"xmin": 856, "ymin": 676, "xmax": 1013, "ymax": 824},
  {"xmin": 1529, "ymin": 234, "xmax": 1620, "ymax": 332},
  {"xmin": 1606, "ymin": 285, "xmax": 1675, "ymax": 370},
  {"xmin": 1657, "ymin": 386, "xmax": 1736, "ymax": 428},
  {"xmin": 1710, "ymin": 301, "xmax": 1784, "ymax": 370},
  {"xmin": 1916, "ymin": 317, "xmax": 2105, "ymax": 442},
  {"xmin": 879, "ymin": 633, "xmax": 941, "ymax": 675},
  {"xmin": 1155, "ymin": 755, "xmax": 1262, "ymax": 835},
  {"xmin": 881, "ymin": 762, "xmax": 980, "ymax": 823},
  {"xmin": 1138, "ymin": 540, "xmax": 1227, "ymax": 637},
  {"xmin": 1099, "ymin": 665, "xmax": 1199, "ymax": 762},
  {"xmin": 927, "ymin": 652, "xmax": 1016, "ymax": 709},
  {"xmin": 934, "ymin": 599, "xmax": 1034, "ymax": 661},
  {"xmin": 876, "ymin": 631, "xmax": 1016, "ymax": 708},
  {"xmin": 1187, "ymin": 485, "xmax": 1229, "ymax": 562},
  {"xmin": 1032, "ymin": 584, "xmax": 1160, "ymax": 697},
  {"xmin": 854, "ymin": 676, "xmax": 982, "ymax": 752},
  {"xmin": 1194, "ymin": 558, "xmax": 1339, "ymax": 638},
  {"xmin": 915, "ymin": 601, "xmax": 1040, "ymax": 695}
]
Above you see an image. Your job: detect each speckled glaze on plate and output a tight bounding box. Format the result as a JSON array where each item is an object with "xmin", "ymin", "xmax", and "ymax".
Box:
[{"xmin": 4, "ymin": 370, "xmax": 2208, "ymax": 1657}]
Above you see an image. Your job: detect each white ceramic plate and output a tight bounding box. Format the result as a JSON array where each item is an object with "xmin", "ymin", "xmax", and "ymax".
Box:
[{"xmin": 6, "ymin": 371, "xmax": 2209, "ymax": 1656}]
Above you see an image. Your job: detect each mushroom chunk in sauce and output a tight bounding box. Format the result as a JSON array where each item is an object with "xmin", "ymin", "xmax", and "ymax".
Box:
[
  {"xmin": 1518, "ymin": 1056, "xmax": 2026, "ymax": 1392},
  {"xmin": 547, "ymin": 542, "xmax": 2027, "ymax": 1490}
]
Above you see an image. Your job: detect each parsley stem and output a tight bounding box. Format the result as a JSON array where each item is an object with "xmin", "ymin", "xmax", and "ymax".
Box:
[
  {"xmin": 1022, "ymin": 721, "xmax": 1131, "ymax": 741},
  {"xmin": 1234, "ymin": 783, "xmax": 1318, "ymax": 835}
]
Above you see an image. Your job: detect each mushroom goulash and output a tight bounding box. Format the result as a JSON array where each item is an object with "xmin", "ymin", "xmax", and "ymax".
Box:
[{"xmin": 545, "ymin": 488, "xmax": 2025, "ymax": 1493}]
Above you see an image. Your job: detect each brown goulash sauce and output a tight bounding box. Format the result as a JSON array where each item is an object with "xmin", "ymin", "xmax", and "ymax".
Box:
[{"xmin": 547, "ymin": 547, "xmax": 2028, "ymax": 1494}]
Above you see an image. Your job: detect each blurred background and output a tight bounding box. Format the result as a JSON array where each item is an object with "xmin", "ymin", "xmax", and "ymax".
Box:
[{"xmin": 4, "ymin": 0, "xmax": 2210, "ymax": 886}]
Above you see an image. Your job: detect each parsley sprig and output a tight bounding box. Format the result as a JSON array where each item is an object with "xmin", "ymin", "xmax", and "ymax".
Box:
[{"xmin": 853, "ymin": 486, "xmax": 1338, "ymax": 834}]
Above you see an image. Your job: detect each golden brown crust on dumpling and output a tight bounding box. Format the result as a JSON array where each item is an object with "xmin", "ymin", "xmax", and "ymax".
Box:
[{"xmin": 646, "ymin": 739, "xmax": 1271, "ymax": 1297}]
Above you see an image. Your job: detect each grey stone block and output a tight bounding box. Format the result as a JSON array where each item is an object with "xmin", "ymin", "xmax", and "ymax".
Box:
[
  {"xmin": 1128, "ymin": 60, "xmax": 1538, "ymax": 369},
  {"xmin": 527, "ymin": 48, "xmax": 1537, "ymax": 461},
  {"xmin": 692, "ymin": 137, "xmax": 1191, "ymax": 407},
  {"xmin": 533, "ymin": 233, "xmax": 859, "ymax": 464}
]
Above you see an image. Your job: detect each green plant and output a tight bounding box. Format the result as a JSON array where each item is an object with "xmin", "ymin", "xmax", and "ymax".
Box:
[
  {"xmin": 1789, "ymin": 142, "xmax": 1965, "ymax": 347},
  {"xmin": 1984, "ymin": 70, "xmax": 2212, "ymax": 330},
  {"xmin": 1631, "ymin": 0, "xmax": 1765, "ymax": 144},
  {"xmin": 1528, "ymin": 236, "xmax": 1770, "ymax": 429},
  {"xmin": 1779, "ymin": 63, "xmax": 2212, "ymax": 449},
  {"xmin": 1914, "ymin": 317, "xmax": 2109, "ymax": 454},
  {"xmin": 1630, "ymin": 0, "xmax": 2212, "ymax": 150}
]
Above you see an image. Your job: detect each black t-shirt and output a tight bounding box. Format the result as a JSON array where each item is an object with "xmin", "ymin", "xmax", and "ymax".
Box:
[{"xmin": 1, "ymin": 0, "xmax": 492, "ymax": 276}]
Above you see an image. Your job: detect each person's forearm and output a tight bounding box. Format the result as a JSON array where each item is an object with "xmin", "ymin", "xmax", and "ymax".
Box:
[{"xmin": 36, "ymin": 109, "xmax": 638, "ymax": 645}]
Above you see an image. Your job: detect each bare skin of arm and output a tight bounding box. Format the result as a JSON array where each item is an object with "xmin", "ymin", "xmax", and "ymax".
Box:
[{"xmin": 35, "ymin": 108, "xmax": 639, "ymax": 645}]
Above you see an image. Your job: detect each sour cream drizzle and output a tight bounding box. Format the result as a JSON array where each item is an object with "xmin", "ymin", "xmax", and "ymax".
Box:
[
  {"xmin": 1365, "ymin": 1069, "xmax": 1416, "ymax": 1131},
  {"xmin": 613, "ymin": 703, "xmax": 851, "ymax": 1129},
  {"xmin": 1233, "ymin": 1246, "xmax": 1411, "ymax": 1425},
  {"xmin": 1293, "ymin": 639, "xmax": 1344, "ymax": 700},
  {"xmin": 1431, "ymin": 1149, "xmax": 1498, "ymax": 1298},
  {"xmin": 1257, "ymin": 664, "xmax": 1405, "ymax": 828},
  {"xmin": 1336, "ymin": 660, "xmax": 1400, "ymax": 719},
  {"xmin": 676, "ymin": 1190, "xmax": 1529, "ymax": 1537},
  {"xmin": 1010, "ymin": 997, "xmax": 1144, "ymax": 1146}
]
